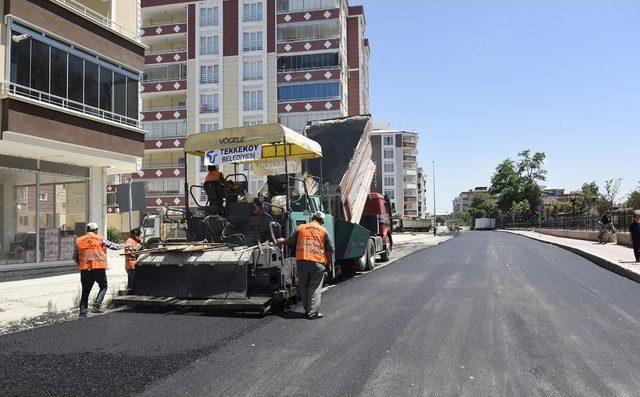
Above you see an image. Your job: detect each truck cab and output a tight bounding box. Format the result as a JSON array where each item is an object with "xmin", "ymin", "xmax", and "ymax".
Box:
[{"xmin": 361, "ymin": 193, "xmax": 394, "ymax": 262}]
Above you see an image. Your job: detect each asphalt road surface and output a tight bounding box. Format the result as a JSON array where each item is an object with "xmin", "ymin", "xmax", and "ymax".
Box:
[{"xmin": 2, "ymin": 232, "xmax": 640, "ymax": 396}]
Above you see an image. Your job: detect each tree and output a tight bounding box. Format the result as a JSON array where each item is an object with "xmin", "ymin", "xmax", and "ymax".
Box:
[
  {"xmin": 602, "ymin": 178, "xmax": 623, "ymax": 211},
  {"xmin": 467, "ymin": 193, "xmax": 499, "ymax": 220},
  {"xmin": 625, "ymin": 190, "xmax": 640, "ymax": 209},
  {"xmin": 511, "ymin": 199, "xmax": 531, "ymax": 221},
  {"xmin": 577, "ymin": 181, "xmax": 599, "ymax": 215},
  {"xmin": 489, "ymin": 150, "xmax": 546, "ymax": 221},
  {"xmin": 457, "ymin": 210, "xmax": 470, "ymax": 224}
]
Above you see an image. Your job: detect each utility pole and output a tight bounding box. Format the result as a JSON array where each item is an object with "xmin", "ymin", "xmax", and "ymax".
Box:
[{"xmin": 432, "ymin": 160, "xmax": 436, "ymax": 236}]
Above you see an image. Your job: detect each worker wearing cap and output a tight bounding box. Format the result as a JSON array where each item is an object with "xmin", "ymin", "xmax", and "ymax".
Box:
[
  {"xmin": 278, "ymin": 211, "xmax": 334, "ymax": 319},
  {"xmin": 73, "ymin": 222, "xmax": 128, "ymax": 318},
  {"xmin": 124, "ymin": 228, "xmax": 143, "ymax": 289}
]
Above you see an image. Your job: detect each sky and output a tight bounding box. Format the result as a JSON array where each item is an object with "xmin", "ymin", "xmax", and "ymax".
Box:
[{"xmin": 350, "ymin": 0, "xmax": 640, "ymax": 214}]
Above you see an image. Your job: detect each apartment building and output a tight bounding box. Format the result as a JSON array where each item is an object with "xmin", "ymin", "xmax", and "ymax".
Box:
[
  {"xmin": 416, "ymin": 167, "xmax": 428, "ymax": 219},
  {"xmin": 108, "ymin": 0, "xmax": 370, "ymax": 214},
  {"xmin": 452, "ymin": 186, "xmax": 491, "ymax": 214},
  {"xmin": 0, "ymin": 0, "xmax": 145, "ymax": 265},
  {"xmin": 369, "ymin": 124, "xmax": 421, "ymax": 218}
]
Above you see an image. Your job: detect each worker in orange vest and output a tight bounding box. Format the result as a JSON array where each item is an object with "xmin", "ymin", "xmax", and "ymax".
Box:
[
  {"xmin": 278, "ymin": 211, "xmax": 334, "ymax": 319},
  {"xmin": 124, "ymin": 228, "xmax": 143, "ymax": 290},
  {"xmin": 204, "ymin": 165, "xmax": 223, "ymax": 182},
  {"xmin": 73, "ymin": 222, "xmax": 128, "ymax": 318}
]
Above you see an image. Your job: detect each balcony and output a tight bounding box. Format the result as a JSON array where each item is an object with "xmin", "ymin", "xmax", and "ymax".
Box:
[
  {"xmin": 277, "ymin": 0, "xmax": 341, "ymax": 14},
  {"xmin": 141, "ymin": 105, "xmax": 187, "ymax": 122},
  {"xmin": 143, "ymin": 120, "xmax": 187, "ymax": 139},
  {"xmin": 0, "ymin": 82, "xmax": 140, "ymax": 129},
  {"xmin": 404, "ymin": 148, "xmax": 418, "ymax": 156},
  {"xmin": 51, "ymin": 0, "xmax": 140, "ymax": 43},
  {"xmin": 278, "ymin": 99, "xmax": 342, "ymax": 114},
  {"xmin": 134, "ymin": 166, "xmax": 185, "ymax": 179},
  {"xmin": 141, "ymin": 63, "xmax": 187, "ymax": 94},
  {"xmin": 403, "ymin": 142, "xmax": 416, "ymax": 149},
  {"xmin": 403, "ymin": 156, "xmax": 417, "ymax": 162},
  {"xmin": 403, "ymin": 169, "xmax": 417, "ymax": 176}
]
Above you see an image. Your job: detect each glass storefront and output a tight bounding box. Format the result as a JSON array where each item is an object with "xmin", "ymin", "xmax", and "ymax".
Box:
[{"xmin": 0, "ymin": 156, "xmax": 89, "ymax": 265}]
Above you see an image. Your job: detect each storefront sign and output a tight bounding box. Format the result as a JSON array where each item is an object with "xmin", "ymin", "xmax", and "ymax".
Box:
[{"xmin": 205, "ymin": 144, "xmax": 262, "ymax": 165}]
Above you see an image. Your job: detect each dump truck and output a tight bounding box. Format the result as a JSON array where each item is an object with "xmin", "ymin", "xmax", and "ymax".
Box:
[
  {"xmin": 394, "ymin": 217, "xmax": 432, "ymax": 233},
  {"xmin": 113, "ymin": 120, "xmax": 391, "ymax": 314}
]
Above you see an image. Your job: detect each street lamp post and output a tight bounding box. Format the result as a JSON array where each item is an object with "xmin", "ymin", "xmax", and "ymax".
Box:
[{"xmin": 432, "ymin": 160, "xmax": 436, "ymax": 236}]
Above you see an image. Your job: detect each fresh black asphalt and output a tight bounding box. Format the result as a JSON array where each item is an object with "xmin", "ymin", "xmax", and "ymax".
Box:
[{"xmin": 2, "ymin": 232, "xmax": 640, "ymax": 396}]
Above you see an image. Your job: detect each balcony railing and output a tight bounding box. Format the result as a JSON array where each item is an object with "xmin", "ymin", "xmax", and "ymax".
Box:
[
  {"xmin": 141, "ymin": 163, "xmax": 184, "ymax": 169},
  {"xmin": 51, "ymin": 0, "xmax": 140, "ymax": 42},
  {"xmin": 146, "ymin": 47, "xmax": 188, "ymax": 56},
  {"xmin": 142, "ymin": 18, "xmax": 188, "ymax": 28},
  {"xmin": 277, "ymin": 34, "xmax": 340, "ymax": 43},
  {"xmin": 143, "ymin": 63, "xmax": 187, "ymax": 83},
  {"xmin": 142, "ymin": 104, "xmax": 187, "ymax": 112},
  {"xmin": 143, "ymin": 121, "xmax": 187, "ymax": 140},
  {"xmin": 1, "ymin": 82, "xmax": 140, "ymax": 128}
]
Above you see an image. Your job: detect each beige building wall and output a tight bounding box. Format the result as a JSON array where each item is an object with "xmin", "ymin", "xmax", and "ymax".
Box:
[
  {"xmin": 114, "ymin": 0, "xmax": 139, "ymax": 34},
  {"xmin": 266, "ymin": 53, "xmax": 277, "ymax": 123},
  {"xmin": 222, "ymin": 56, "xmax": 239, "ymax": 128}
]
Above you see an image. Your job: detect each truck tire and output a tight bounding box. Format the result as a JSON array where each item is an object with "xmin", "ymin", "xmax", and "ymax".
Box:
[
  {"xmin": 146, "ymin": 238, "xmax": 159, "ymax": 250},
  {"xmin": 364, "ymin": 239, "xmax": 376, "ymax": 271}
]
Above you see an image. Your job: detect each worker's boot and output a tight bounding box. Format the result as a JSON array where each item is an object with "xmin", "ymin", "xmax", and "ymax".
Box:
[
  {"xmin": 307, "ymin": 312, "xmax": 324, "ymax": 320},
  {"xmin": 91, "ymin": 306, "xmax": 104, "ymax": 314}
]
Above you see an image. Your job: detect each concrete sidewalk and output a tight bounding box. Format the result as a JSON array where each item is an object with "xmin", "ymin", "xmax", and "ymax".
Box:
[
  {"xmin": 0, "ymin": 250, "xmax": 128, "ymax": 325},
  {"xmin": 503, "ymin": 230, "xmax": 640, "ymax": 283}
]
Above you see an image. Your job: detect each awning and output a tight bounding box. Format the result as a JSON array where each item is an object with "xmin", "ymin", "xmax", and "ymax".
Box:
[{"xmin": 184, "ymin": 123, "xmax": 322, "ymax": 161}]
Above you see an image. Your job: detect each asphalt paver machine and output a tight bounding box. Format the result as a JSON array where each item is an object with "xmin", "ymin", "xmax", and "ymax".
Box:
[{"xmin": 113, "ymin": 124, "xmax": 324, "ymax": 314}]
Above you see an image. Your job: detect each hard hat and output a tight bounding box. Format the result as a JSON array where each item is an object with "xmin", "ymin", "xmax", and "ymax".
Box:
[
  {"xmin": 312, "ymin": 211, "xmax": 325, "ymax": 220},
  {"xmin": 86, "ymin": 222, "xmax": 99, "ymax": 231}
]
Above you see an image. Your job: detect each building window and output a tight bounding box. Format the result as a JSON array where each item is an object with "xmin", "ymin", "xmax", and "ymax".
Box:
[
  {"xmin": 243, "ymin": 32, "xmax": 263, "ymax": 52},
  {"xmin": 277, "ymin": 82, "xmax": 340, "ymax": 102},
  {"xmin": 8, "ymin": 26, "xmax": 139, "ymax": 124},
  {"xmin": 200, "ymin": 93, "xmax": 219, "ymax": 113},
  {"xmin": 200, "ymin": 123, "xmax": 220, "ymax": 132},
  {"xmin": 278, "ymin": 111, "xmax": 341, "ymax": 132},
  {"xmin": 383, "ymin": 163, "xmax": 394, "ymax": 173},
  {"xmin": 243, "ymin": 61, "xmax": 263, "ymax": 81},
  {"xmin": 277, "ymin": 20, "xmax": 339, "ymax": 42},
  {"xmin": 145, "ymin": 179, "xmax": 184, "ymax": 196},
  {"xmin": 243, "ymin": 119, "xmax": 264, "ymax": 126},
  {"xmin": 383, "ymin": 149, "xmax": 394, "ymax": 159},
  {"xmin": 200, "ymin": 65, "xmax": 219, "ymax": 84},
  {"xmin": 200, "ymin": 7, "xmax": 219, "ymax": 26},
  {"xmin": 384, "ymin": 190, "xmax": 395, "ymax": 200},
  {"xmin": 243, "ymin": 90, "xmax": 264, "ymax": 111},
  {"xmin": 144, "ymin": 121, "xmax": 187, "ymax": 139},
  {"xmin": 243, "ymin": 2, "xmax": 263, "ymax": 22},
  {"xmin": 277, "ymin": 53, "xmax": 340, "ymax": 72},
  {"xmin": 384, "ymin": 177, "xmax": 395, "ymax": 186},
  {"xmin": 383, "ymin": 136, "xmax": 394, "ymax": 146},
  {"xmin": 200, "ymin": 35, "xmax": 220, "ymax": 55}
]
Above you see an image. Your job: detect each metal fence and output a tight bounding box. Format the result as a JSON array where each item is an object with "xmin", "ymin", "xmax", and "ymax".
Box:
[{"xmin": 503, "ymin": 209, "xmax": 636, "ymax": 231}]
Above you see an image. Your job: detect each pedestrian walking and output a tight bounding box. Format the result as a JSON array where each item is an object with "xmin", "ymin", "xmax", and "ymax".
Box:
[
  {"xmin": 278, "ymin": 211, "xmax": 334, "ymax": 319},
  {"xmin": 630, "ymin": 211, "xmax": 640, "ymax": 263},
  {"xmin": 73, "ymin": 222, "xmax": 128, "ymax": 318},
  {"xmin": 124, "ymin": 228, "xmax": 143, "ymax": 289}
]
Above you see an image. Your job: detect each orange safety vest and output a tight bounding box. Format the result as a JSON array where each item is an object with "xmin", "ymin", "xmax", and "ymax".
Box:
[
  {"xmin": 295, "ymin": 223, "xmax": 328, "ymax": 264},
  {"xmin": 124, "ymin": 237, "xmax": 139, "ymax": 270},
  {"xmin": 205, "ymin": 171, "xmax": 223, "ymax": 182},
  {"xmin": 76, "ymin": 233, "xmax": 107, "ymax": 271}
]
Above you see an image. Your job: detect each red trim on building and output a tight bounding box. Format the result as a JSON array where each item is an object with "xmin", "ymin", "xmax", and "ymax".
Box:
[
  {"xmin": 277, "ymin": 100, "xmax": 342, "ymax": 113},
  {"xmin": 141, "ymin": 22, "xmax": 187, "ymax": 37},
  {"xmin": 277, "ymin": 8, "xmax": 339, "ymax": 23},
  {"xmin": 145, "ymin": 196, "xmax": 184, "ymax": 208},
  {"xmin": 277, "ymin": 67, "xmax": 340, "ymax": 83},
  {"xmin": 141, "ymin": 80, "xmax": 187, "ymax": 93},
  {"xmin": 223, "ymin": 0, "xmax": 239, "ymax": 56},
  {"xmin": 145, "ymin": 138, "xmax": 185, "ymax": 150},
  {"xmin": 348, "ymin": 70, "xmax": 360, "ymax": 116},
  {"xmin": 106, "ymin": 184, "xmax": 118, "ymax": 193},
  {"xmin": 145, "ymin": 50, "xmax": 187, "ymax": 65},
  {"xmin": 348, "ymin": 5, "xmax": 364, "ymax": 16},
  {"xmin": 346, "ymin": 17, "xmax": 359, "ymax": 69},
  {"xmin": 132, "ymin": 167, "xmax": 185, "ymax": 179},
  {"xmin": 267, "ymin": 0, "xmax": 276, "ymax": 53},
  {"xmin": 141, "ymin": 109, "xmax": 187, "ymax": 121},
  {"xmin": 187, "ymin": 4, "xmax": 195, "ymax": 59},
  {"xmin": 277, "ymin": 38, "xmax": 339, "ymax": 54}
]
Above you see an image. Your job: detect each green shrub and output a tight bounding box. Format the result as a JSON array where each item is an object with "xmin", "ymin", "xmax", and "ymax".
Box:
[{"xmin": 107, "ymin": 226, "xmax": 123, "ymax": 243}]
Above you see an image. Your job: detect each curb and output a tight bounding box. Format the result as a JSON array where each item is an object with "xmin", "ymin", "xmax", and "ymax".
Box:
[{"xmin": 501, "ymin": 231, "xmax": 640, "ymax": 284}]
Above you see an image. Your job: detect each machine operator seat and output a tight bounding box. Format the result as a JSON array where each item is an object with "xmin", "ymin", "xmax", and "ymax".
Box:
[{"xmin": 203, "ymin": 180, "xmax": 224, "ymax": 215}]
